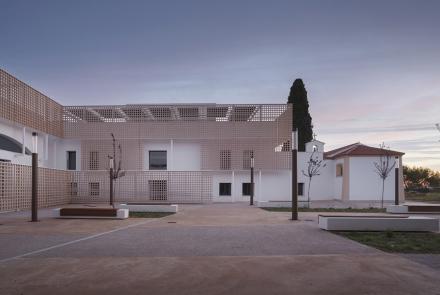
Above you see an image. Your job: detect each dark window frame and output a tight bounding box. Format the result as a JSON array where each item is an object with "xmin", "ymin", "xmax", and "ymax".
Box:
[
  {"xmin": 67, "ymin": 151, "xmax": 76, "ymax": 170},
  {"xmin": 298, "ymin": 183, "xmax": 304, "ymax": 196},
  {"xmin": 149, "ymin": 150, "xmax": 167, "ymax": 170},
  {"xmin": 242, "ymin": 183, "xmax": 251, "ymax": 196},
  {"xmin": 219, "ymin": 183, "xmax": 232, "ymax": 196}
]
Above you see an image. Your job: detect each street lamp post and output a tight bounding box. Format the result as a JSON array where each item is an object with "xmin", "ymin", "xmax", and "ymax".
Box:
[
  {"xmin": 250, "ymin": 155, "xmax": 254, "ymax": 206},
  {"xmin": 31, "ymin": 132, "xmax": 38, "ymax": 222},
  {"xmin": 395, "ymin": 156, "xmax": 399, "ymax": 206},
  {"xmin": 291, "ymin": 128, "xmax": 298, "ymax": 220},
  {"xmin": 109, "ymin": 157, "xmax": 114, "ymax": 207}
]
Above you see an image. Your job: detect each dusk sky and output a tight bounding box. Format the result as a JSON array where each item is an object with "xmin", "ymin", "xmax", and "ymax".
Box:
[{"xmin": 1, "ymin": 0, "xmax": 439, "ymax": 170}]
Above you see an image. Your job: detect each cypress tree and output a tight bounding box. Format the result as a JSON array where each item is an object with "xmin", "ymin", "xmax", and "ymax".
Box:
[{"xmin": 287, "ymin": 79, "xmax": 313, "ymax": 151}]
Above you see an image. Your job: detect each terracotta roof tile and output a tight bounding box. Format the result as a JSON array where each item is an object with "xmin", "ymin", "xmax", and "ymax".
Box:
[{"xmin": 324, "ymin": 143, "xmax": 404, "ymax": 159}]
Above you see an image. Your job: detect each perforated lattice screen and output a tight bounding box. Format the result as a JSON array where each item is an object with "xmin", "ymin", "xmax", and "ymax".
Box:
[
  {"xmin": 64, "ymin": 104, "xmax": 292, "ymax": 171},
  {"xmin": 0, "ymin": 162, "xmax": 71, "ymax": 212},
  {"xmin": 0, "ymin": 69, "xmax": 64, "ymax": 137},
  {"xmin": 70, "ymin": 170, "xmax": 212, "ymax": 204}
]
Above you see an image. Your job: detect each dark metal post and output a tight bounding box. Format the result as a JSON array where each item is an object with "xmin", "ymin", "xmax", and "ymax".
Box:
[
  {"xmin": 395, "ymin": 156, "xmax": 399, "ymax": 205},
  {"xmin": 31, "ymin": 132, "xmax": 38, "ymax": 222},
  {"xmin": 291, "ymin": 129, "xmax": 298, "ymax": 220},
  {"xmin": 250, "ymin": 155, "xmax": 254, "ymax": 206},
  {"xmin": 31, "ymin": 152, "xmax": 38, "ymax": 222},
  {"xmin": 110, "ymin": 167, "xmax": 114, "ymax": 206}
]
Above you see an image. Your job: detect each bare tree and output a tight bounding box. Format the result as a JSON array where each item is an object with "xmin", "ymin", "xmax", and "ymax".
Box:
[
  {"xmin": 302, "ymin": 150, "xmax": 326, "ymax": 208},
  {"xmin": 373, "ymin": 143, "xmax": 395, "ymax": 208},
  {"xmin": 107, "ymin": 133, "xmax": 125, "ymax": 206}
]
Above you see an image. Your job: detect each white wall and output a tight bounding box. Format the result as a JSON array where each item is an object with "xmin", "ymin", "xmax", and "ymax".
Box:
[
  {"xmin": 143, "ymin": 140, "xmax": 201, "ymax": 171},
  {"xmin": 349, "ymin": 157, "xmax": 397, "ymax": 201},
  {"xmin": 173, "ymin": 141, "xmax": 200, "ymax": 171},
  {"xmin": 212, "ymin": 171, "xmax": 262, "ymax": 203},
  {"xmin": 333, "ymin": 159, "xmax": 343, "ymax": 199},
  {"xmin": 0, "ymin": 119, "xmax": 62, "ymax": 168},
  {"xmin": 297, "ymin": 146, "xmax": 335, "ymax": 201},
  {"xmin": 53, "ymin": 139, "xmax": 82, "ymax": 170}
]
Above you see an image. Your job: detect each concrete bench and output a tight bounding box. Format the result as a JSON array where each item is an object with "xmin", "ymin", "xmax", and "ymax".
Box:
[
  {"xmin": 256, "ymin": 201, "xmax": 309, "ymax": 208},
  {"xmin": 118, "ymin": 203, "xmax": 178, "ymax": 213},
  {"xmin": 53, "ymin": 208, "xmax": 129, "ymax": 219},
  {"xmin": 318, "ymin": 215, "xmax": 439, "ymax": 232},
  {"xmin": 387, "ymin": 204, "xmax": 440, "ymax": 214}
]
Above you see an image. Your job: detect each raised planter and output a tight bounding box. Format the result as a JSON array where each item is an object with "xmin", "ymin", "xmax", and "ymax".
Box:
[
  {"xmin": 53, "ymin": 208, "xmax": 129, "ymax": 219},
  {"xmin": 318, "ymin": 215, "xmax": 439, "ymax": 232},
  {"xmin": 387, "ymin": 204, "xmax": 440, "ymax": 214},
  {"xmin": 118, "ymin": 203, "xmax": 178, "ymax": 213}
]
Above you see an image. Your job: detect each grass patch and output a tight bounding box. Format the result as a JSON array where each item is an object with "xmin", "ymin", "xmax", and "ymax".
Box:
[
  {"xmin": 129, "ymin": 212, "xmax": 175, "ymax": 218},
  {"xmin": 336, "ymin": 231, "xmax": 440, "ymax": 253},
  {"xmin": 261, "ymin": 207, "xmax": 386, "ymax": 213},
  {"xmin": 405, "ymin": 191, "xmax": 440, "ymax": 203}
]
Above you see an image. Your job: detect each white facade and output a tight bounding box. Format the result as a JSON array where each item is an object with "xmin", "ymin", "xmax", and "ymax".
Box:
[{"xmin": 0, "ymin": 119, "xmax": 404, "ymax": 204}]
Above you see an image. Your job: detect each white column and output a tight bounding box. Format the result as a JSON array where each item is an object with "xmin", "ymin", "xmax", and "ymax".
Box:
[
  {"xmin": 22, "ymin": 127, "xmax": 26, "ymax": 154},
  {"xmin": 53, "ymin": 141, "xmax": 57, "ymax": 168},
  {"xmin": 170, "ymin": 139, "xmax": 174, "ymax": 170},
  {"xmin": 232, "ymin": 171, "xmax": 235, "ymax": 202},
  {"xmin": 45, "ymin": 134, "xmax": 49, "ymax": 161}
]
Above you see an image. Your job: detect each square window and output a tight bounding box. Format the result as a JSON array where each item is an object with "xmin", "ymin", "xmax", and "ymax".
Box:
[
  {"xmin": 298, "ymin": 183, "xmax": 304, "ymax": 196},
  {"xmin": 89, "ymin": 151, "xmax": 99, "ymax": 170},
  {"xmin": 220, "ymin": 150, "xmax": 231, "ymax": 170},
  {"xmin": 242, "ymin": 183, "xmax": 252, "ymax": 196},
  {"xmin": 149, "ymin": 151, "xmax": 167, "ymax": 170},
  {"xmin": 89, "ymin": 182, "xmax": 100, "ymax": 196},
  {"xmin": 336, "ymin": 164, "xmax": 343, "ymax": 177},
  {"xmin": 67, "ymin": 151, "xmax": 76, "ymax": 170},
  {"xmin": 219, "ymin": 183, "xmax": 231, "ymax": 196},
  {"xmin": 149, "ymin": 180, "xmax": 167, "ymax": 201}
]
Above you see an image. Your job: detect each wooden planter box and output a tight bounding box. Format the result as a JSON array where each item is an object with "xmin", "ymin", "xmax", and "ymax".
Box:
[{"xmin": 53, "ymin": 208, "xmax": 129, "ymax": 219}]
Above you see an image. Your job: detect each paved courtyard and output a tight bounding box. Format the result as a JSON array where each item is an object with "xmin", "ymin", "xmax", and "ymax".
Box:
[{"xmin": 0, "ymin": 203, "xmax": 439, "ymax": 295}]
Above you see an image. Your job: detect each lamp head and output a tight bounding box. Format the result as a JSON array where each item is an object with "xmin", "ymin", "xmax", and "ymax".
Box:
[
  {"xmin": 32, "ymin": 132, "xmax": 38, "ymax": 153},
  {"xmin": 109, "ymin": 157, "xmax": 114, "ymax": 169}
]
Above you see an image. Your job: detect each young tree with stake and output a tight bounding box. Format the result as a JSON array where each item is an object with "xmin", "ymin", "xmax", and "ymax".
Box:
[
  {"xmin": 374, "ymin": 143, "xmax": 395, "ymax": 208},
  {"xmin": 108, "ymin": 133, "xmax": 125, "ymax": 207},
  {"xmin": 302, "ymin": 149, "xmax": 326, "ymax": 208}
]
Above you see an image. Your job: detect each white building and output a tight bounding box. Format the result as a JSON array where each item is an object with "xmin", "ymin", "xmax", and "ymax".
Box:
[{"xmin": 0, "ymin": 69, "xmax": 404, "ymax": 210}]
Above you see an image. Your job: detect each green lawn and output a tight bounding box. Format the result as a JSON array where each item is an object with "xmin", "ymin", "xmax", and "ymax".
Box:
[
  {"xmin": 405, "ymin": 191, "xmax": 440, "ymax": 203},
  {"xmin": 336, "ymin": 231, "xmax": 440, "ymax": 253},
  {"xmin": 261, "ymin": 207, "xmax": 386, "ymax": 213},
  {"xmin": 129, "ymin": 212, "xmax": 175, "ymax": 218}
]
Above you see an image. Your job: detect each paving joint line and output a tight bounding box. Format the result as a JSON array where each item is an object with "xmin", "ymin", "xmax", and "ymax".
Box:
[{"xmin": 0, "ymin": 219, "xmax": 156, "ymax": 263}]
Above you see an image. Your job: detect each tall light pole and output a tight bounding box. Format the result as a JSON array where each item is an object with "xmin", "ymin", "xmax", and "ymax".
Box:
[
  {"xmin": 109, "ymin": 157, "xmax": 114, "ymax": 207},
  {"xmin": 250, "ymin": 155, "xmax": 254, "ymax": 206},
  {"xmin": 291, "ymin": 126, "xmax": 298, "ymax": 221},
  {"xmin": 395, "ymin": 156, "xmax": 399, "ymax": 205},
  {"xmin": 31, "ymin": 132, "xmax": 38, "ymax": 222}
]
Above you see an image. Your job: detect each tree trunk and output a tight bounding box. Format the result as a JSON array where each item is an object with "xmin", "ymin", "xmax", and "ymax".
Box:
[
  {"xmin": 307, "ymin": 178, "xmax": 312, "ymax": 208},
  {"xmin": 381, "ymin": 179, "xmax": 385, "ymax": 208}
]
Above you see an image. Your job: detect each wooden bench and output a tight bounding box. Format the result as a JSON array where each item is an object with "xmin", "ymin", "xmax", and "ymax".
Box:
[
  {"xmin": 53, "ymin": 208, "xmax": 129, "ymax": 219},
  {"xmin": 318, "ymin": 215, "xmax": 439, "ymax": 232}
]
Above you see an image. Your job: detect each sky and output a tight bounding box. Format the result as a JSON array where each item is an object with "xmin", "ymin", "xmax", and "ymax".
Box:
[{"xmin": 1, "ymin": 0, "xmax": 439, "ymax": 170}]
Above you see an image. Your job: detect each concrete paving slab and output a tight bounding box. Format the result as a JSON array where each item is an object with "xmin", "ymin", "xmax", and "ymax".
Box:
[
  {"xmin": 1, "ymin": 203, "xmax": 439, "ymax": 295},
  {"xmin": 1, "ymin": 255, "xmax": 439, "ymax": 295}
]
